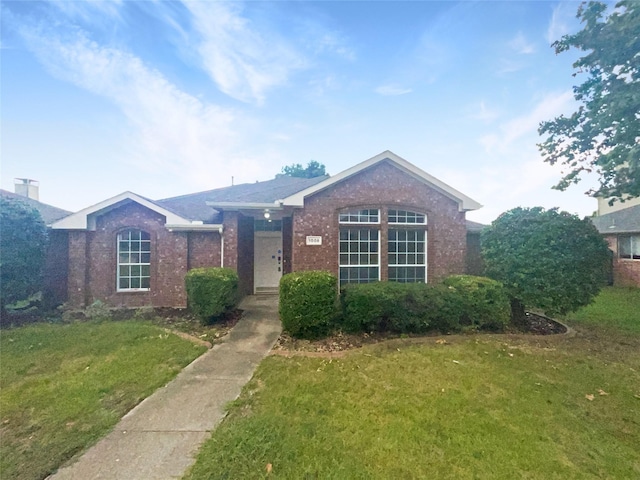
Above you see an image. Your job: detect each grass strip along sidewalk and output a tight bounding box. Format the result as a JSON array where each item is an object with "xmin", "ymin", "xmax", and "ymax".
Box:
[{"xmin": 0, "ymin": 320, "xmax": 206, "ymax": 480}]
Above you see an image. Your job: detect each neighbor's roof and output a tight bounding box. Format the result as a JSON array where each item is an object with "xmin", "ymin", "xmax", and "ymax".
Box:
[
  {"xmin": 590, "ymin": 204, "xmax": 640, "ymax": 234},
  {"xmin": 158, "ymin": 175, "xmax": 328, "ymax": 221},
  {"xmin": 281, "ymin": 151, "xmax": 482, "ymax": 212},
  {"xmin": 0, "ymin": 189, "xmax": 71, "ymax": 225},
  {"xmin": 465, "ymin": 220, "xmax": 486, "ymax": 233}
]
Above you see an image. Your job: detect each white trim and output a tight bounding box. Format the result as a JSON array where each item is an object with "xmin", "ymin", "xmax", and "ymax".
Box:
[
  {"xmin": 51, "ymin": 192, "xmax": 193, "ymax": 230},
  {"xmin": 281, "ymin": 150, "xmax": 482, "ymax": 212},
  {"xmin": 165, "ymin": 224, "xmax": 223, "ymax": 232}
]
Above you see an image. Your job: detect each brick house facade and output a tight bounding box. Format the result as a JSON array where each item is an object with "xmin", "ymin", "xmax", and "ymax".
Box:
[{"xmin": 50, "ymin": 151, "xmax": 482, "ymax": 308}]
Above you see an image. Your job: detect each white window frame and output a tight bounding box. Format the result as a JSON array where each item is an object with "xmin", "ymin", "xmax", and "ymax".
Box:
[
  {"xmin": 117, "ymin": 229, "xmax": 151, "ymax": 292},
  {"xmin": 388, "ymin": 228, "xmax": 427, "ymax": 283},
  {"xmin": 618, "ymin": 234, "xmax": 640, "ymax": 260},
  {"xmin": 338, "ymin": 208, "xmax": 380, "ymax": 224},
  {"xmin": 338, "ymin": 227, "xmax": 380, "ymax": 285},
  {"xmin": 388, "ymin": 209, "xmax": 427, "ymax": 225}
]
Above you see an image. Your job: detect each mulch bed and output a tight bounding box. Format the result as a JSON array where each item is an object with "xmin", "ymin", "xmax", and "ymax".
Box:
[{"xmin": 273, "ymin": 312, "xmax": 568, "ymax": 355}]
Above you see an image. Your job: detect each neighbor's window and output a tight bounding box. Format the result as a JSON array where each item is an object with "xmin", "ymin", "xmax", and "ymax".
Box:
[
  {"xmin": 339, "ymin": 228, "xmax": 380, "ymax": 285},
  {"xmin": 388, "ymin": 229, "xmax": 426, "ymax": 282},
  {"xmin": 619, "ymin": 235, "xmax": 640, "ymax": 260},
  {"xmin": 338, "ymin": 208, "xmax": 380, "ymax": 224},
  {"xmin": 117, "ymin": 229, "xmax": 151, "ymax": 291}
]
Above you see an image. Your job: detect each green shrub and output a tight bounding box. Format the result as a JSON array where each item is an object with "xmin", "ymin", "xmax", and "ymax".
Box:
[
  {"xmin": 442, "ymin": 275, "xmax": 511, "ymax": 330},
  {"xmin": 339, "ymin": 282, "xmax": 462, "ymax": 334},
  {"xmin": 185, "ymin": 268, "xmax": 239, "ymax": 324},
  {"xmin": 279, "ymin": 271, "xmax": 338, "ymax": 338}
]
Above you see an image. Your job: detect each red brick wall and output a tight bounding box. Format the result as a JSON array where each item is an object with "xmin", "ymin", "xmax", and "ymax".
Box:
[
  {"xmin": 43, "ymin": 230, "xmax": 69, "ymax": 308},
  {"xmin": 67, "ymin": 202, "xmax": 221, "ymax": 308},
  {"xmin": 291, "ymin": 161, "xmax": 467, "ymax": 282},
  {"xmin": 237, "ymin": 214, "xmax": 254, "ymax": 295},
  {"xmin": 604, "ymin": 235, "xmax": 640, "ymax": 286}
]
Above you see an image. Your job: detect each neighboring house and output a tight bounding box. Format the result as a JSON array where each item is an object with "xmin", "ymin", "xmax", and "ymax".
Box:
[
  {"xmin": 0, "ymin": 188, "xmax": 71, "ymax": 225},
  {"xmin": 591, "ymin": 204, "xmax": 640, "ymax": 287},
  {"xmin": 50, "ymin": 151, "xmax": 482, "ymax": 308},
  {"xmin": 465, "ymin": 220, "xmax": 486, "ymax": 276}
]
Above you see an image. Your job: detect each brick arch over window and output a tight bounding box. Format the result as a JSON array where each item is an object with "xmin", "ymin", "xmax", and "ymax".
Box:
[{"xmin": 117, "ymin": 228, "xmax": 151, "ymax": 291}]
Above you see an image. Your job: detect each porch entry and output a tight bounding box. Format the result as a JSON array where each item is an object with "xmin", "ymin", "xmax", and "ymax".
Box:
[{"xmin": 254, "ymin": 228, "xmax": 283, "ymax": 294}]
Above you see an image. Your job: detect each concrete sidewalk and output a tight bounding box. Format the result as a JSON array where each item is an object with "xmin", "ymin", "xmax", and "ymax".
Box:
[{"xmin": 50, "ymin": 295, "xmax": 281, "ymax": 480}]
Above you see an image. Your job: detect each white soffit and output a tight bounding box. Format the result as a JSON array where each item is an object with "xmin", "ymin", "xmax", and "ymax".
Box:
[
  {"xmin": 281, "ymin": 150, "xmax": 482, "ymax": 212},
  {"xmin": 51, "ymin": 191, "xmax": 193, "ymax": 230}
]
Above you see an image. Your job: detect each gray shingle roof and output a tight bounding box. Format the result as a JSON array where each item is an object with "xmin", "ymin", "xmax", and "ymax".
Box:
[
  {"xmin": 158, "ymin": 175, "xmax": 328, "ymax": 222},
  {"xmin": 0, "ymin": 189, "xmax": 72, "ymax": 225},
  {"xmin": 466, "ymin": 220, "xmax": 486, "ymax": 233},
  {"xmin": 590, "ymin": 204, "xmax": 640, "ymax": 234}
]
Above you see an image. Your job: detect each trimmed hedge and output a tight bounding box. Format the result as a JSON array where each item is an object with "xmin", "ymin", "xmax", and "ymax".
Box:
[
  {"xmin": 279, "ymin": 271, "xmax": 338, "ymax": 338},
  {"xmin": 185, "ymin": 268, "xmax": 239, "ymax": 324},
  {"xmin": 339, "ymin": 276, "xmax": 510, "ymax": 334},
  {"xmin": 339, "ymin": 282, "xmax": 462, "ymax": 334},
  {"xmin": 442, "ymin": 275, "xmax": 511, "ymax": 330}
]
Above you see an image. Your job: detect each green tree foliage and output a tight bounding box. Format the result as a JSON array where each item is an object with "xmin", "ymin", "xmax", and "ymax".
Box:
[
  {"xmin": 481, "ymin": 207, "xmax": 610, "ymax": 320},
  {"xmin": 538, "ymin": 1, "xmax": 640, "ymax": 203},
  {"xmin": 281, "ymin": 160, "xmax": 327, "ymax": 178},
  {"xmin": 0, "ymin": 197, "xmax": 48, "ymax": 311}
]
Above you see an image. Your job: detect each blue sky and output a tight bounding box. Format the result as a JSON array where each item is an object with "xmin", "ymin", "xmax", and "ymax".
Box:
[{"xmin": 1, "ymin": 0, "xmax": 602, "ymax": 223}]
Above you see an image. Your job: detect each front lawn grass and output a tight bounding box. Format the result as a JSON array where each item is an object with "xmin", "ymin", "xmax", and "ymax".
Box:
[
  {"xmin": 563, "ymin": 286, "xmax": 640, "ymax": 334},
  {"xmin": 185, "ymin": 287, "xmax": 640, "ymax": 479},
  {"xmin": 0, "ymin": 320, "xmax": 206, "ymax": 480}
]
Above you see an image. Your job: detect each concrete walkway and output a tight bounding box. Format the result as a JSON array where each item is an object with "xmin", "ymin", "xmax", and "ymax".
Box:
[{"xmin": 50, "ymin": 295, "xmax": 281, "ymax": 480}]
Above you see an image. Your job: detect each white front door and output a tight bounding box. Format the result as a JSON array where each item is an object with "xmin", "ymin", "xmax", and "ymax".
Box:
[{"xmin": 254, "ymin": 232, "xmax": 283, "ymax": 293}]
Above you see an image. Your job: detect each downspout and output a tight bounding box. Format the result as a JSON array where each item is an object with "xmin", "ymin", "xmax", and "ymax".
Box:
[{"xmin": 219, "ymin": 225, "xmax": 224, "ymax": 268}]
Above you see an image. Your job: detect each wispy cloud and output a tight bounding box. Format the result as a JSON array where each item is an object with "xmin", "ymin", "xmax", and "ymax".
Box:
[
  {"xmin": 14, "ymin": 17, "xmax": 268, "ymax": 190},
  {"xmin": 375, "ymin": 85, "xmax": 412, "ymax": 96},
  {"xmin": 479, "ymin": 91, "xmax": 574, "ymax": 154},
  {"xmin": 181, "ymin": 1, "xmax": 307, "ymax": 104},
  {"xmin": 546, "ymin": 2, "xmax": 578, "ymax": 44},
  {"xmin": 50, "ymin": 0, "xmax": 124, "ymax": 22},
  {"xmin": 469, "ymin": 101, "xmax": 499, "ymax": 122},
  {"xmin": 508, "ymin": 32, "xmax": 535, "ymax": 54}
]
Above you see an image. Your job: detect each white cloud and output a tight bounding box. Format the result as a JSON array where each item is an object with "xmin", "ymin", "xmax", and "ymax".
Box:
[
  {"xmin": 469, "ymin": 101, "xmax": 500, "ymax": 122},
  {"xmin": 508, "ymin": 32, "xmax": 535, "ymax": 54},
  {"xmin": 50, "ymin": 0, "xmax": 124, "ymax": 23},
  {"xmin": 546, "ymin": 2, "xmax": 578, "ymax": 44},
  {"xmin": 181, "ymin": 1, "xmax": 307, "ymax": 104},
  {"xmin": 375, "ymin": 85, "xmax": 412, "ymax": 96},
  {"xmin": 479, "ymin": 91, "xmax": 575, "ymax": 154},
  {"xmin": 16, "ymin": 20, "xmax": 269, "ymax": 191}
]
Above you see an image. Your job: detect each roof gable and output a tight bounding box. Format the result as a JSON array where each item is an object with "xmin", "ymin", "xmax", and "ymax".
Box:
[
  {"xmin": 51, "ymin": 192, "xmax": 194, "ymax": 230},
  {"xmin": 281, "ymin": 151, "xmax": 481, "ymax": 211}
]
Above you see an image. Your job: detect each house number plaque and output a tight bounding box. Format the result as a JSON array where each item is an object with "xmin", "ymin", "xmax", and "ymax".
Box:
[{"xmin": 306, "ymin": 236, "xmax": 322, "ymax": 245}]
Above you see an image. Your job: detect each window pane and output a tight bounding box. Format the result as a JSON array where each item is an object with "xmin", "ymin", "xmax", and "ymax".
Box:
[
  {"xmin": 619, "ymin": 236, "xmax": 632, "ymax": 258},
  {"xmin": 141, "ymin": 277, "xmax": 150, "ymax": 289},
  {"xmin": 117, "ymin": 229, "xmax": 151, "ymax": 290}
]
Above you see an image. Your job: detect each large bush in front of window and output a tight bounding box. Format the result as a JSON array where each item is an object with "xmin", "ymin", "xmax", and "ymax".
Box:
[
  {"xmin": 339, "ymin": 282, "xmax": 462, "ymax": 334},
  {"xmin": 279, "ymin": 271, "xmax": 338, "ymax": 339},
  {"xmin": 442, "ymin": 275, "xmax": 511, "ymax": 330},
  {"xmin": 0, "ymin": 197, "xmax": 47, "ymax": 314},
  {"xmin": 482, "ymin": 207, "xmax": 610, "ymax": 323},
  {"xmin": 185, "ymin": 268, "xmax": 239, "ymax": 324}
]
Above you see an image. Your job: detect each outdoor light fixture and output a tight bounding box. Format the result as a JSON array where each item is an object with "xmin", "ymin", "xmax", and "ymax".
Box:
[{"xmin": 264, "ymin": 209, "xmax": 270, "ymax": 219}]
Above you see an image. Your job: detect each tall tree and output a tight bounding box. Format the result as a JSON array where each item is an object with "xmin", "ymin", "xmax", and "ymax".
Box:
[
  {"xmin": 0, "ymin": 197, "xmax": 48, "ymax": 314},
  {"xmin": 281, "ymin": 160, "xmax": 327, "ymax": 178},
  {"xmin": 538, "ymin": 1, "xmax": 640, "ymax": 203}
]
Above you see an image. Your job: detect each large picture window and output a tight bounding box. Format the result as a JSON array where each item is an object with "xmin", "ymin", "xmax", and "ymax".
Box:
[
  {"xmin": 619, "ymin": 235, "xmax": 640, "ymax": 260},
  {"xmin": 339, "ymin": 228, "xmax": 379, "ymax": 285},
  {"xmin": 117, "ymin": 229, "xmax": 151, "ymax": 291},
  {"xmin": 388, "ymin": 229, "xmax": 426, "ymax": 282}
]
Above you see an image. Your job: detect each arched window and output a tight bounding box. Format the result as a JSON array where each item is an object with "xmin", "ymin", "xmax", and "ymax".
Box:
[{"xmin": 117, "ymin": 229, "xmax": 151, "ymax": 291}]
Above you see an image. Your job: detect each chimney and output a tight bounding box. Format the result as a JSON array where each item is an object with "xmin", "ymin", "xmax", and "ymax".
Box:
[{"xmin": 14, "ymin": 178, "xmax": 39, "ymax": 201}]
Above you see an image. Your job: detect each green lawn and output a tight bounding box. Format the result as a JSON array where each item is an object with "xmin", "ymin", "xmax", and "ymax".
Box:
[
  {"xmin": 0, "ymin": 320, "xmax": 206, "ymax": 480},
  {"xmin": 186, "ymin": 287, "xmax": 640, "ymax": 479},
  {"xmin": 563, "ymin": 286, "xmax": 640, "ymax": 333}
]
